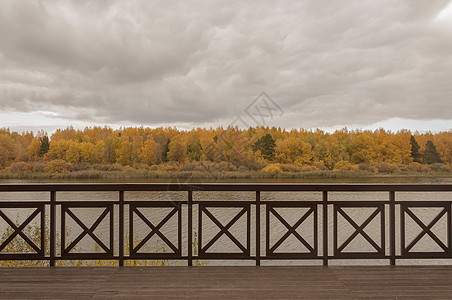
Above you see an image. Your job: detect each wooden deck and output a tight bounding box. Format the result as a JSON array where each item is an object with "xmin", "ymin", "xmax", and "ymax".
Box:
[{"xmin": 1, "ymin": 266, "xmax": 452, "ymax": 299}]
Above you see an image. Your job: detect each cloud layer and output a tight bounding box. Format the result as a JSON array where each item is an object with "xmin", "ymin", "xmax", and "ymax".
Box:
[{"xmin": 1, "ymin": 0, "xmax": 451, "ymax": 129}]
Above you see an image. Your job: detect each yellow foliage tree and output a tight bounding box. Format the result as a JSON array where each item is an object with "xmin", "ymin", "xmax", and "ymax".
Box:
[
  {"xmin": 275, "ymin": 137, "xmax": 313, "ymax": 166},
  {"xmin": 27, "ymin": 138, "xmax": 41, "ymax": 160},
  {"xmin": 0, "ymin": 134, "xmax": 15, "ymax": 168},
  {"xmin": 65, "ymin": 142, "xmax": 81, "ymax": 164},
  {"xmin": 140, "ymin": 138, "xmax": 158, "ymax": 165},
  {"xmin": 47, "ymin": 140, "xmax": 71, "ymax": 161},
  {"xmin": 79, "ymin": 142, "xmax": 94, "ymax": 163},
  {"xmin": 167, "ymin": 136, "xmax": 186, "ymax": 163},
  {"xmin": 115, "ymin": 137, "xmax": 133, "ymax": 165}
]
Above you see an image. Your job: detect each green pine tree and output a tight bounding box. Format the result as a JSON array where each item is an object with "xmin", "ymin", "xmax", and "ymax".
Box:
[
  {"xmin": 253, "ymin": 133, "xmax": 276, "ymax": 160},
  {"xmin": 38, "ymin": 136, "xmax": 50, "ymax": 157},
  {"xmin": 410, "ymin": 135, "xmax": 422, "ymax": 163},
  {"xmin": 162, "ymin": 138, "xmax": 170, "ymax": 162},
  {"xmin": 423, "ymin": 140, "xmax": 443, "ymax": 164}
]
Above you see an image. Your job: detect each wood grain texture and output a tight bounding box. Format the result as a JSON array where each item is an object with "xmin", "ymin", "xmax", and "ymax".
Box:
[{"xmin": 1, "ymin": 266, "xmax": 452, "ymax": 299}]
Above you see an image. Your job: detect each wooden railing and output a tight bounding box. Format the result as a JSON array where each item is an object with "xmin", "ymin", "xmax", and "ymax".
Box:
[{"xmin": 1, "ymin": 183, "xmax": 452, "ymax": 266}]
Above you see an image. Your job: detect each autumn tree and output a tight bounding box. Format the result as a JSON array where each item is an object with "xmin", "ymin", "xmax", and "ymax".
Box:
[
  {"xmin": 13, "ymin": 131, "xmax": 33, "ymax": 162},
  {"xmin": 149, "ymin": 128, "xmax": 170, "ymax": 163},
  {"xmin": 115, "ymin": 136, "xmax": 133, "ymax": 165},
  {"xmin": 1, "ymin": 126, "xmax": 452, "ymax": 174},
  {"xmin": 313, "ymin": 135, "xmax": 337, "ymax": 169},
  {"xmin": 434, "ymin": 132, "xmax": 452, "ymax": 164},
  {"xmin": 186, "ymin": 140, "xmax": 202, "ymax": 162},
  {"xmin": 51, "ymin": 127, "xmax": 78, "ymax": 142},
  {"xmin": 347, "ymin": 133, "xmax": 371, "ymax": 164},
  {"xmin": 0, "ymin": 134, "xmax": 15, "ymax": 168},
  {"xmin": 229, "ymin": 132, "xmax": 249, "ymax": 166},
  {"xmin": 140, "ymin": 138, "xmax": 158, "ymax": 165},
  {"xmin": 103, "ymin": 137, "xmax": 119, "ymax": 164},
  {"xmin": 167, "ymin": 137, "xmax": 186, "ymax": 163},
  {"xmin": 27, "ymin": 138, "xmax": 41, "ymax": 160},
  {"xmin": 65, "ymin": 142, "xmax": 81, "ymax": 164},
  {"xmin": 79, "ymin": 142, "xmax": 94, "ymax": 163},
  {"xmin": 46, "ymin": 140, "xmax": 72, "ymax": 161},
  {"xmin": 275, "ymin": 137, "xmax": 313, "ymax": 166},
  {"xmin": 84, "ymin": 142, "xmax": 101, "ymax": 164},
  {"xmin": 391, "ymin": 130, "xmax": 412, "ymax": 164},
  {"xmin": 201, "ymin": 138, "xmax": 219, "ymax": 162}
]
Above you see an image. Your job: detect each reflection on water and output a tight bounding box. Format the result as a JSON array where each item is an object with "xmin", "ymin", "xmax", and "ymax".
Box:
[{"xmin": 1, "ymin": 177, "xmax": 452, "ymax": 266}]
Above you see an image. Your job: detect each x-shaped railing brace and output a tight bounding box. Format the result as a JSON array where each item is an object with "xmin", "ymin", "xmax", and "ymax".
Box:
[
  {"xmin": 404, "ymin": 207, "xmax": 448, "ymax": 253},
  {"xmin": 336, "ymin": 207, "xmax": 382, "ymax": 253},
  {"xmin": 268, "ymin": 207, "xmax": 315, "ymax": 254},
  {"xmin": 132, "ymin": 207, "xmax": 179, "ymax": 254},
  {"xmin": 64, "ymin": 208, "xmax": 110, "ymax": 254},
  {"xmin": 0, "ymin": 208, "xmax": 41, "ymax": 253},
  {"xmin": 201, "ymin": 207, "xmax": 248, "ymax": 254}
]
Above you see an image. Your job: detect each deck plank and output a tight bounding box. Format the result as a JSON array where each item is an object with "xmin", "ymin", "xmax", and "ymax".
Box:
[{"xmin": 1, "ymin": 266, "xmax": 452, "ymax": 299}]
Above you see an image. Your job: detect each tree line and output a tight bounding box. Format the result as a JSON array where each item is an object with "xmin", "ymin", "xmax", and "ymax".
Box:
[{"xmin": 0, "ymin": 126, "xmax": 451, "ymax": 174}]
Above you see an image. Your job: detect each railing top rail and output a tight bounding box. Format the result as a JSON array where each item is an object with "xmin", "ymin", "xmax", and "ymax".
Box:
[{"xmin": 0, "ymin": 183, "xmax": 452, "ymax": 192}]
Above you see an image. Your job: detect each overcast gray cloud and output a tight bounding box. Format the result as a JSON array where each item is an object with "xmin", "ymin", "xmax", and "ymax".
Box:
[{"xmin": 0, "ymin": 0, "xmax": 452, "ymax": 130}]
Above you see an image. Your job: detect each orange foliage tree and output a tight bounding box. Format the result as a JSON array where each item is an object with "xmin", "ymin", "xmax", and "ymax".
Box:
[{"xmin": 0, "ymin": 125, "xmax": 451, "ymax": 173}]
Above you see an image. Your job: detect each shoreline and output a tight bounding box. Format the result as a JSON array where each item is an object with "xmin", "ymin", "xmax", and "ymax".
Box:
[{"xmin": 1, "ymin": 170, "xmax": 452, "ymax": 181}]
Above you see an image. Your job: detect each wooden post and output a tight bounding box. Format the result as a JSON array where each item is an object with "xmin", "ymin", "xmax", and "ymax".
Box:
[
  {"xmin": 50, "ymin": 191, "xmax": 56, "ymax": 267},
  {"xmin": 119, "ymin": 191, "xmax": 124, "ymax": 266},
  {"xmin": 323, "ymin": 191, "xmax": 328, "ymax": 266},
  {"xmin": 256, "ymin": 191, "xmax": 261, "ymax": 266},
  {"xmin": 390, "ymin": 191, "xmax": 396, "ymax": 265},
  {"xmin": 188, "ymin": 190, "xmax": 193, "ymax": 266}
]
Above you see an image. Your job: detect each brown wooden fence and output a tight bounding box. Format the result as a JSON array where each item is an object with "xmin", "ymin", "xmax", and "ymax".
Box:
[{"xmin": 1, "ymin": 183, "xmax": 452, "ymax": 266}]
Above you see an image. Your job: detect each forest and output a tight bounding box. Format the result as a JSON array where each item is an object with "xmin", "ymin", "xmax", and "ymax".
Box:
[{"xmin": 0, "ymin": 126, "xmax": 451, "ymax": 177}]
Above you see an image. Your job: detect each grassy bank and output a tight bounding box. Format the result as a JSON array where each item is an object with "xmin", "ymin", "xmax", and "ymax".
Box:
[
  {"xmin": 1, "ymin": 169, "xmax": 452, "ymax": 181},
  {"xmin": 2, "ymin": 159, "xmax": 452, "ymax": 181}
]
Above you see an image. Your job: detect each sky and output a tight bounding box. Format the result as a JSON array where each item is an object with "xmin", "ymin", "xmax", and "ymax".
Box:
[{"xmin": 1, "ymin": 0, "xmax": 452, "ymax": 134}]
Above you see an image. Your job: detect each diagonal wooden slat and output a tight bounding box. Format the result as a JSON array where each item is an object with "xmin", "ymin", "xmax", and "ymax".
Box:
[
  {"xmin": 64, "ymin": 207, "xmax": 110, "ymax": 254},
  {"xmin": 133, "ymin": 207, "xmax": 178, "ymax": 254},
  {"xmin": 337, "ymin": 207, "xmax": 381, "ymax": 253},
  {"xmin": 269, "ymin": 207, "xmax": 314, "ymax": 254},
  {"xmin": 202, "ymin": 207, "xmax": 248, "ymax": 253},
  {"xmin": 405, "ymin": 207, "xmax": 448, "ymax": 252},
  {"xmin": 0, "ymin": 208, "xmax": 41, "ymax": 253}
]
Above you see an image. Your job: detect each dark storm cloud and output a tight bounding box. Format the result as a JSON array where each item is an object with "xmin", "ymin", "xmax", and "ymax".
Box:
[{"xmin": 0, "ymin": 0, "xmax": 451, "ymax": 128}]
